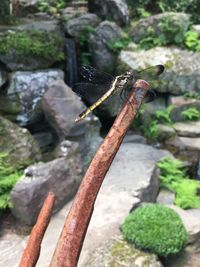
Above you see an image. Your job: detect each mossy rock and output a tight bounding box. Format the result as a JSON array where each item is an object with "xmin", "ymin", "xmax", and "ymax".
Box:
[
  {"xmin": 121, "ymin": 204, "xmax": 188, "ymax": 257},
  {"xmin": 0, "ymin": 30, "xmax": 65, "ymax": 71}
]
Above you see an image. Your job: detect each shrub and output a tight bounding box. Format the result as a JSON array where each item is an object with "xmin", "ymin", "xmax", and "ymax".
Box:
[
  {"xmin": 121, "ymin": 204, "xmax": 188, "ymax": 257},
  {"xmin": 0, "ymin": 153, "xmax": 22, "ymax": 212},
  {"xmin": 181, "ymin": 107, "xmax": 200, "ymax": 121}
]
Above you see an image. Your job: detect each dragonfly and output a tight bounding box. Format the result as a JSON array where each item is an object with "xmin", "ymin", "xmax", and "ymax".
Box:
[{"xmin": 73, "ymin": 65, "xmax": 165, "ymax": 122}]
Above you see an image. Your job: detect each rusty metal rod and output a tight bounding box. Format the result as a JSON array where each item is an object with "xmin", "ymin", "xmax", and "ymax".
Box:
[
  {"xmin": 50, "ymin": 80, "xmax": 150, "ymax": 267},
  {"xmin": 19, "ymin": 192, "xmax": 55, "ymax": 267}
]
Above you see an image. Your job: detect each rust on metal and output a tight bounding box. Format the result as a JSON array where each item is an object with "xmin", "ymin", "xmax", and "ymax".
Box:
[
  {"xmin": 50, "ymin": 80, "xmax": 150, "ymax": 267},
  {"xmin": 19, "ymin": 192, "xmax": 55, "ymax": 267}
]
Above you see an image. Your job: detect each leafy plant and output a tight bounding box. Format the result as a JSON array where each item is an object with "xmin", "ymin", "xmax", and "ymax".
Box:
[
  {"xmin": 107, "ymin": 36, "xmax": 132, "ymax": 53},
  {"xmin": 77, "ymin": 26, "xmax": 95, "ymax": 65},
  {"xmin": 0, "ymin": 153, "xmax": 22, "ymax": 212},
  {"xmin": 121, "ymin": 204, "xmax": 188, "ymax": 257},
  {"xmin": 37, "ymin": 0, "xmax": 71, "ymax": 14},
  {"xmin": 184, "ymin": 30, "xmax": 200, "ymax": 52},
  {"xmin": 183, "ymin": 92, "xmax": 200, "ymax": 100},
  {"xmin": 181, "ymin": 107, "xmax": 200, "ymax": 121},
  {"xmin": 157, "ymin": 157, "xmax": 200, "ymax": 209},
  {"xmin": 154, "ymin": 105, "xmax": 174, "ymax": 125},
  {"xmin": 157, "ymin": 157, "xmax": 188, "ymax": 190}
]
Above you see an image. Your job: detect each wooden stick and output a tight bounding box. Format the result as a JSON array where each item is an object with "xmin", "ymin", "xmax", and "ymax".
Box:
[
  {"xmin": 50, "ymin": 80, "xmax": 150, "ymax": 267},
  {"xmin": 19, "ymin": 192, "xmax": 55, "ymax": 267}
]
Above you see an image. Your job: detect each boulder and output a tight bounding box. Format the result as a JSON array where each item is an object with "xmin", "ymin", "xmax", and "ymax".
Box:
[
  {"xmin": 88, "ymin": 0, "xmax": 129, "ymax": 26},
  {"xmin": 10, "ymin": 142, "xmax": 83, "ymax": 225},
  {"xmin": 85, "ymin": 236, "xmax": 163, "ymax": 267},
  {"xmin": 0, "ymin": 115, "xmax": 41, "ymax": 169},
  {"xmin": 0, "ymin": 30, "xmax": 64, "ymax": 71},
  {"xmin": 0, "ymin": 69, "xmax": 64, "ymax": 126},
  {"xmin": 63, "ymin": 13, "xmax": 100, "ymax": 38},
  {"xmin": 117, "ymin": 46, "xmax": 200, "ymax": 95},
  {"xmin": 42, "ymin": 79, "xmax": 86, "ymax": 139},
  {"xmin": 157, "ymin": 124, "xmax": 176, "ymax": 142},
  {"xmin": 173, "ymin": 121, "xmax": 200, "ymax": 137},
  {"xmin": 89, "ymin": 21, "xmax": 123, "ymax": 72},
  {"xmin": 129, "ymin": 12, "xmax": 190, "ymax": 44}
]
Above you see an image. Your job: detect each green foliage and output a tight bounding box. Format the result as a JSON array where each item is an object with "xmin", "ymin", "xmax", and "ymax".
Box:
[
  {"xmin": 138, "ymin": 16, "xmax": 186, "ymax": 50},
  {"xmin": 0, "ymin": 30, "xmax": 64, "ymax": 61},
  {"xmin": 154, "ymin": 105, "xmax": 174, "ymax": 125},
  {"xmin": 37, "ymin": 0, "xmax": 71, "ymax": 14},
  {"xmin": 181, "ymin": 107, "xmax": 200, "ymax": 121},
  {"xmin": 157, "ymin": 157, "xmax": 187, "ymax": 190},
  {"xmin": 127, "ymin": 0, "xmax": 200, "ymax": 23},
  {"xmin": 107, "ymin": 36, "xmax": 132, "ymax": 53},
  {"xmin": 157, "ymin": 157, "xmax": 200, "ymax": 209},
  {"xmin": 77, "ymin": 26, "xmax": 95, "ymax": 65},
  {"xmin": 184, "ymin": 92, "xmax": 200, "ymax": 100},
  {"xmin": 175, "ymin": 180, "xmax": 200, "ymax": 209},
  {"xmin": 121, "ymin": 204, "xmax": 188, "ymax": 257},
  {"xmin": 0, "ymin": 153, "xmax": 22, "ymax": 212},
  {"xmin": 184, "ymin": 30, "xmax": 200, "ymax": 52}
]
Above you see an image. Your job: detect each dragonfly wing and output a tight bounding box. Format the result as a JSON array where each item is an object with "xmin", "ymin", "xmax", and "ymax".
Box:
[
  {"xmin": 73, "ymin": 82, "xmax": 112, "ymax": 103},
  {"xmin": 144, "ymin": 89, "xmax": 157, "ymax": 103},
  {"xmin": 136, "ymin": 65, "xmax": 165, "ymax": 80},
  {"xmin": 80, "ymin": 65, "xmax": 114, "ymax": 85}
]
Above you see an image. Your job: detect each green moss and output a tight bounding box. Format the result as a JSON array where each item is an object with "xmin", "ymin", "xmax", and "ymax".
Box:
[
  {"xmin": 121, "ymin": 204, "xmax": 188, "ymax": 257},
  {"xmin": 0, "ymin": 153, "xmax": 22, "ymax": 212},
  {"xmin": 0, "ymin": 30, "xmax": 64, "ymax": 61}
]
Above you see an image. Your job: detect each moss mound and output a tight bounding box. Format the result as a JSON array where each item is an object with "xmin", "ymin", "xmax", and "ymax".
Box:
[
  {"xmin": 0, "ymin": 30, "xmax": 64, "ymax": 61},
  {"xmin": 121, "ymin": 204, "xmax": 188, "ymax": 257}
]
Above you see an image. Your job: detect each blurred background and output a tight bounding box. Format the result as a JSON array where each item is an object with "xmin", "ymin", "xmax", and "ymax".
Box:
[{"xmin": 0, "ymin": 1, "xmax": 200, "ymax": 267}]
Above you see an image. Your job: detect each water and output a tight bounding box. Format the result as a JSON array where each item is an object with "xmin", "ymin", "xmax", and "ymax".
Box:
[{"xmin": 65, "ymin": 37, "xmax": 78, "ymax": 87}]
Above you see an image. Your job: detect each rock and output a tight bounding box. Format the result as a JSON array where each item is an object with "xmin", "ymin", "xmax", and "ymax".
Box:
[
  {"xmin": 33, "ymin": 131, "xmax": 54, "ymax": 149},
  {"xmin": 129, "ymin": 12, "xmax": 190, "ymax": 43},
  {"xmin": 170, "ymin": 100, "xmax": 200, "ymax": 122},
  {"xmin": 78, "ymin": 142, "xmax": 170, "ymax": 266},
  {"xmin": 42, "ymin": 79, "xmax": 86, "ymax": 139},
  {"xmin": 197, "ymin": 161, "xmax": 200, "ymax": 180},
  {"xmin": 61, "ymin": 1, "xmax": 88, "ymax": 19},
  {"xmin": 88, "ymin": 0, "xmax": 129, "ymax": 26},
  {"xmin": 10, "ymin": 146, "xmax": 83, "ymax": 225},
  {"xmin": 173, "ymin": 121, "xmax": 200, "ymax": 137},
  {"xmin": 0, "ymin": 69, "xmax": 64, "ymax": 126},
  {"xmin": 117, "ymin": 47, "xmax": 200, "ymax": 95},
  {"xmin": 85, "ymin": 236, "xmax": 163, "ymax": 267},
  {"xmin": 165, "ymin": 136, "xmax": 200, "ymax": 165},
  {"xmin": 0, "ymin": 30, "xmax": 64, "ymax": 71},
  {"xmin": 167, "ymin": 205, "xmax": 200, "ymax": 245},
  {"xmin": 168, "ymin": 95, "xmax": 200, "ymax": 106},
  {"xmin": 191, "ymin": 24, "xmax": 200, "ymax": 35},
  {"xmin": 164, "ymin": 245, "xmax": 200, "ymax": 267},
  {"xmin": 157, "ymin": 124, "xmax": 176, "ymax": 142},
  {"xmin": 63, "ymin": 13, "xmax": 100, "ymax": 38},
  {"xmin": 156, "ymin": 189, "xmax": 176, "ymax": 205},
  {"xmin": 12, "ymin": 0, "xmax": 40, "ymax": 16},
  {"xmin": 123, "ymin": 132, "xmax": 146, "ymax": 144},
  {"xmin": 0, "ymin": 115, "xmax": 41, "ymax": 169},
  {"xmin": 89, "ymin": 20, "xmax": 123, "ymax": 72}
]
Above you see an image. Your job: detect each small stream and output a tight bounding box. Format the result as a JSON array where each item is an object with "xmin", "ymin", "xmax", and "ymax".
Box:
[{"xmin": 65, "ymin": 37, "xmax": 78, "ymax": 87}]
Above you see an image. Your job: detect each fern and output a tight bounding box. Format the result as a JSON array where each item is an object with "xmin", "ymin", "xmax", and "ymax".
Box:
[{"xmin": 181, "ymin": 107, "xmax": 200, "ymax": 121}]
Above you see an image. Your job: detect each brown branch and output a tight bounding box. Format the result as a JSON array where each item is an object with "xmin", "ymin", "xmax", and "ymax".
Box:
[
  {"xmin": 19, "ymin": 192, "xmax": 55, "ymax": 267},
  {"xmin": 50, "ymin": 80, "xmax": 150, "ymax": 267}
]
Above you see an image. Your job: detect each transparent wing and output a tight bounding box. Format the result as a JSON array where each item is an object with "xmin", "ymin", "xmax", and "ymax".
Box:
[{"xmin": 80, "ymin": 65, "xmax": 113, "ymax": 84}]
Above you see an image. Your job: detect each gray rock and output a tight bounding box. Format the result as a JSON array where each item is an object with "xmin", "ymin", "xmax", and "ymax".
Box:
[
  {"xmin": 123, "ymin": 132, "xmax": 147, "ymax": 144},
  {"xmin": 167, "ymin": 205, "xmax": 200, "ymax": 244},
  {"xmin": 0, "ymin": 115, "xmax": 41, "ymax": 169},
  {"xmin": 0, "ymin": 30, "xmax": 64, "ymax": 71},
  {"xmin": 64, "ymin": 13, "xmax": 100, "ymax": 38},
  {"xmin": 156, "ymin": 189, "xmax": 175, "ymax": 205},
  {"xmin": 173, "ymin": 121, "xmax": 200, "ymax": 137},
  {"xmin": 157, "ymin": 124, "xmax": 176, "ymax": 142},
  {"xmin": 165, "ymin": 136, "xmax": 200, "ymax": 166},
  {"xmin": 191, "ymin": 24, "xmax": 200, "ymax": 35},
  {"xmin": 170, "ymin": 100, "xmax": 200, "ymax": 122},
  {"xmin": 10, "ymin": 147, "xmax": 83, "ymax": 225},
  {"xmin": 88, "ymin": 0, "xmax": 130, "ymax": 26},
  {"xmin": 85, "ymin": 236, "xmax": 163, "ymax": 267},
  {"xmin": 0, "ymin": 69, "xmax": 64, "ymax": 126},
  {"xmin": 42, "ymin": 79, "xmax": 86, "ymax": 139},
  {"xmin": 130, "ymin": 12, "xmax": 190, "ymax": 43},
  {"xmin": 117, "ymin": 47, "xmax": 200, "ymax": 95},
  {"xmin": 89, "ymin": 20, "xmax": 123, "ymax": 72},
  {"xmin": 61, "ymin": 1, "xmax": 88, "ymax": 19}
]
